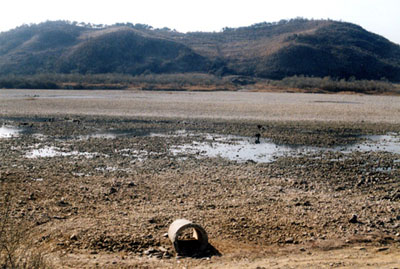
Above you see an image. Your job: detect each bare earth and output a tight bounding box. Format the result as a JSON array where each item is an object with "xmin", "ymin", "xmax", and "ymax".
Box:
[
  {"xmin": 1, "ymin": 89, "xmax": 400, "ymax": 123},
  {"xmin": 0, "ymin": 89, "xmax": 399, "ymax": 268}
]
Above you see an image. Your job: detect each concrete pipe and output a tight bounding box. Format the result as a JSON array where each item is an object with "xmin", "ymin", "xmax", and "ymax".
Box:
[{"xmin": 168, "ymin": 219, "xmax": 208, "ymax": 256}]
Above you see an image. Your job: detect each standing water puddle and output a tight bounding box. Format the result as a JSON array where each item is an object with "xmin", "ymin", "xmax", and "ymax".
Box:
[
  {"xmin": 340, "ymin": 134, "xmax": 400, "ymax": 154},
  {"xmin": 79, "ymin": 133, "xmax": 118, "ymax": 140},
  {"xmin": 78, "ymin": 129, "xmax": 155, "ymax": 140},
  {"xmin": 25, "ymin": 146, "xmax": 101, "ymax": 159},
  {"xmin": 169, "ymin": 132, "xmax": 400, "ymax": 163},
  {"xmin": 0, "ymin": 126, "xmax": 21, "ymax": 138},
  {"xmin": 19, "ymin": 129, "xmax": 400, "ymax": 163},
  {"xmin": 171, "ymin": 137, "xmax": 293, "ymax": 163}
]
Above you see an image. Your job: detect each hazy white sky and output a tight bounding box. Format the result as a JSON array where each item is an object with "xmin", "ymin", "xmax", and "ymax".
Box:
[{"xmin": 1, "ymin": 0, "xmax": 399, "ymax": 44}]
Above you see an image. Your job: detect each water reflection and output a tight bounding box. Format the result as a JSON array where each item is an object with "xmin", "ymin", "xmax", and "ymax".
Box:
[
  {"xmin": 171, "ymin": 138, "xmax": 292, "ymax": 163},
  {"xmin": 0, "ymin": 126, "xmax": 21, "ymax": 138},
  {"xmin": 343, "ymin": 134, "xmax": 400, "ymax": 154},
  {"xmin": 19, "ymin": 129, "xmax": 400, "ymax": 163},
  {"xmin": 25, "ymin": 146, "xmax": 99, "ymax": 159},
  {"xmin": 170, "ymin": 132, "xmax": 400, "ymax": 163}
]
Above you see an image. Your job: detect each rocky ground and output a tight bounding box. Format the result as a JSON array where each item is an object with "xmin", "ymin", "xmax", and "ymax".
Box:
[
  {"xmin": 0, "ymin": 115, "xmax": 399, "ymax": 268},
  {"xmin": 0, "ymin": 90, "xmax": 399, "ymax": 268}
]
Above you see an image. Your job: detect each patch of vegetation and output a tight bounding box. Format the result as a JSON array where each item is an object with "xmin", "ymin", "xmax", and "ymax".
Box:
[
  {"xmin": 0, "ymin": 75, "xmax": 60, "ymax": 89},
  {"xmin": 58, "ymin": 29, "xmax": 210, "ymax": 75},
  {"xmin": 1, "ymin": 19, "xmax": 400, "ymax": 82},
  {"xmin": 0, "ymin": 73, "xmax": 237, "ymax": 90},
  {"xmin": 269, "ymin": 76, "xmax": 397, "ymax": 94},
  {"xmin": 0, "ymin": 192, "xmax": 52, "ymax": 268},
  {"xmin": 1, "ymin": 73, "xmax": 398, "ymax": 94}
]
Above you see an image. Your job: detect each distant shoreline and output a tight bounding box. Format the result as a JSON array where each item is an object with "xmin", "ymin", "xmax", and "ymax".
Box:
[{"xmin": 1, "ymin": 73, "xmax": 399, "ymax": 95}]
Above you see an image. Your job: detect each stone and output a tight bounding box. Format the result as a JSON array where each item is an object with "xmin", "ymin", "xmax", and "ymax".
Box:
[
  {"xmin": 144, "ymin": 248, "xmax": 156, "ymax": 255},
  {"xmin": 57, "ymin": 199, "xmax": 70, "ymax": 207},
  {"xmin": 109, "ymin": 187, "xmax": 117, "ymax": 195},
  {"xmin": 349, "ymin": 214, "xmax": 358, "ymax": 223},
  {"xmin": 285, "ymin": 237, "xmax": 294, "ymax": 244},
  {"xmin": 159, "ymin": 246, "xmax": 168, "ymax": 252},
  {"xmin": 377, "ymin": 247, "xmax": 389, "ymax": 252}
]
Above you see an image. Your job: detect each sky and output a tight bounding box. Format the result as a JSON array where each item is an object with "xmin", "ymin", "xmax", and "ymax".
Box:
[{"xmin": 1, "ymin": 0, "xmax": 399, "ymax": 44}]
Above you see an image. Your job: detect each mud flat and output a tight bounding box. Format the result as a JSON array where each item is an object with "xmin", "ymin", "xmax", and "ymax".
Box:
[
  {"xmin": 1, "ymin": 89, "xmax": 400, "ymax": 123},
  {"xmin": 0, "ymin": 90, "xmax": 399, "ymax": 268}
]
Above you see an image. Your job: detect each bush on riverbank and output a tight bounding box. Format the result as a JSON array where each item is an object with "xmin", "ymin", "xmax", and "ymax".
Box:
[
  {"xmin": 269, "ymin": 75, "xmax": 397, "ymax": 94},
  {"xmin": 0, "ymin": 73, "xmax": 398, "ymax": 94},
  {"xmin": 0, "ymin": 73, "xmax": 235, "ymax": 90}
]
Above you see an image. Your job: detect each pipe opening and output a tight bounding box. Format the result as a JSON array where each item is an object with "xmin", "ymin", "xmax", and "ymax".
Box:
[
  {"xmin": 175, "ymin": 227, "xmax": 206, "ymax": 256},
  {"xmin": 168, "ymin": 219, "xmax": 208, "ymax": 257}
]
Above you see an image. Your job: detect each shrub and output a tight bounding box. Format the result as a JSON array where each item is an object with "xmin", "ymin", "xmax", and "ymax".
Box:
[
  {"xmin": 270, "ymin": 75, "xmax": 395, "ymax": 93},
  {"xmin": 0, "ymin": 193, "xmax": 52, "ymax": 269}
]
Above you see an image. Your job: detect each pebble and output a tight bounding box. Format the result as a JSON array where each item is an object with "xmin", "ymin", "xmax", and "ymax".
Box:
[
  {"xmin": 285, "ymin": 237, "xmax": 294, "ymax": 244},
  {"xmin": 159, "ymin": 246, "xmax": 168, "ymax": 252},
  {"xmin": 377, "ymin": 247, "xmax": 389, "ymax": 252},
  {"xmin": 349, "ymin": 215, "xmax": 358, "ymax": 223},
  {"xmin": 144, "ymin": 248, "xmax": 156, "ymax": 255},
  {"xmin": 2, "ymin": 115, "xmax": 400, "ymax": 264}
]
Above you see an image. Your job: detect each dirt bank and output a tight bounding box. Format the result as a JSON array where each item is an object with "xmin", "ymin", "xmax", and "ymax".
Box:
[{"xmin": 0, "ymin": 91, "xmax": 399, "ymax": 268}]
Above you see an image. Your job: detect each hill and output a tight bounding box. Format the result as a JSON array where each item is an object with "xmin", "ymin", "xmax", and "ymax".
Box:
[
  {"xmin": 1, "ymin": 19, "xmax": 400, "ymax": 81},
  {"xmin": 0, "ymin": 22, "xmax": 209, "ymax": 75}
]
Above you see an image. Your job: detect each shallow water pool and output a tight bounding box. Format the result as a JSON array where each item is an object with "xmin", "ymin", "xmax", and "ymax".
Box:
[
  {"xmin": 170, "ymin": 132, "xmax": 400, "ymax": 163},
  {"xmin": 0, "ymin": 125, "xmax": 21, "ymax": 138}
]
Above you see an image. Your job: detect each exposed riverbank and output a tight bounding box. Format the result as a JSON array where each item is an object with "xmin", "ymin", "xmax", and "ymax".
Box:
[{"xmin": 0, "ymin": 90, "xmax": 399, "ymax": 268}]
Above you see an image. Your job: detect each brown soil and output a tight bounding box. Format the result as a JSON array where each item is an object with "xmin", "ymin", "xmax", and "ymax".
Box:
[{"xmin": 0, "ymin": 90, "xmax": 399, "ymax": 268}]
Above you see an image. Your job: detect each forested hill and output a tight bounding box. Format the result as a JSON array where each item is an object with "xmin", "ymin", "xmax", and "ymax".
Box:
[{"xmin": 1, "ymin": 19, "xmax": 400, "ymax": 81}]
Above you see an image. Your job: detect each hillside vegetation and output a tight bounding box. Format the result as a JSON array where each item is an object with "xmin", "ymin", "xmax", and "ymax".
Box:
[{"xmin": 0, "ymin": 19, "xmax": 400, "ymax": 85}]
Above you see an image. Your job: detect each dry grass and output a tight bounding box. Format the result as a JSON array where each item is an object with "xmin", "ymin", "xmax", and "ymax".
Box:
[{"xmin": 0, "ymin": 192, "xmax": 52, "ymax": 269}]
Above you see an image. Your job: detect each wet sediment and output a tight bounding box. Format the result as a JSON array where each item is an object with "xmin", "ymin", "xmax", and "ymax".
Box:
[{"xmin": 0, "ymin": 115, "xmax": 399, "ymax": 262}]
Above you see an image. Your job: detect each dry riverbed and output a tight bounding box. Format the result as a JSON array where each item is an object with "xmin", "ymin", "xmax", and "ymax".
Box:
[{"xmin": 0, "ymin": 90, "xmax": 399, "ymax": 268}]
